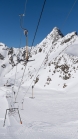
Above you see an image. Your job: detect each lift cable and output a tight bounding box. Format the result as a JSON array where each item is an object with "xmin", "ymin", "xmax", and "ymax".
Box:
[
  {"xmin": 15, "ymin": 61, "xmax": 27, "ymax": 102},
  {"xmin": 24, "ymin": 0, "xmax": 28, "ymax": 16},
  {"xmin": 13, "ymin": 30, "xmax": 22, "ymax": 89},
  {"xmin": 62, "ymin": 0, "xmax": 77, "ymax": 28},
  {"xmin": 31, "ymin": 0, "xmax": 46, "ymax": 47}
]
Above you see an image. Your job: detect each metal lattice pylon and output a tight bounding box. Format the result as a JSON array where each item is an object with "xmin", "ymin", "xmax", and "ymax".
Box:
[{"xmin": 3, "ymin": 108, "xmax": 22, "ymax": 127}]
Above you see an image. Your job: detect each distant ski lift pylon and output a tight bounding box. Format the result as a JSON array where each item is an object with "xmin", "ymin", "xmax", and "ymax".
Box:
[
  {"xmin": 19, "ymin": 14, "xmax": 29, "ymax": 61},
  {"xmin": 19, "ymin": 13, "xmax": 35, "ymax": 62}
]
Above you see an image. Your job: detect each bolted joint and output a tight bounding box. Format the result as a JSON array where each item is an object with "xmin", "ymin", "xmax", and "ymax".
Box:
[
  {"xmin": 32, "ymin": 85, "xmax": 34, "ymax": 89},
  {"xmin": 24, "ymin": 29, "xmax": 28, "ymax": 36}
]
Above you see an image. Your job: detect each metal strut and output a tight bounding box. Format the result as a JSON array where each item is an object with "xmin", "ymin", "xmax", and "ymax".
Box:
[
  {"xmin": 3, "ymin": 108, "xmax": 22, "ymax": 127},
  {"xmin": 19, "ymin": 14, "xmax": 29, "ymax": 61}
]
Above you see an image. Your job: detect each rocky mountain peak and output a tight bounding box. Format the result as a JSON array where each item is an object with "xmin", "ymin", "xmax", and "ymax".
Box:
[
  {"xmin": 52, "ymin": 27, "xmax": 64, "ymax": 41},
  {"xmin": 45, "ymin": 27, "xmax": 64, "ymax": 44}
]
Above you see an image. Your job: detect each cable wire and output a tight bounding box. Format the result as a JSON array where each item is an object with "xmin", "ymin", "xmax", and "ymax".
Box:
[
  {"xmin": 12, "ymin": 28, "xmax": 22, "ymax": 93},
  {"xmin": 15, "ymin": 62, "xmax": 27, "ymax": 101},
  {"xmin": 31, "ymin": 0, "xmax": 46, "ymax": 47},
  {"xmin": 24, "ymin": 0, "xmax": 28, "ymax": 16},
  {"xmin": 62, "ymin": 0, "xmax": 77, "ymax": 28}
]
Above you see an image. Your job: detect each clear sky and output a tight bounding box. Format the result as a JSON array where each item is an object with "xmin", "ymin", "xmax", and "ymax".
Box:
[{"xmin": 0, "ymin": 0, "xmax": 78, "ymax": 48}]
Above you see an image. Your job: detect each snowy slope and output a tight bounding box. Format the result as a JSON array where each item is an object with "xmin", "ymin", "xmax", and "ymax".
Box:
[
  {"xmin": 4, "ymin": 27, "xmax": 78, "ymax": 92},
  {"xmin": 0, "ymin": 27, "xmax": 78, "ymax": 139}
]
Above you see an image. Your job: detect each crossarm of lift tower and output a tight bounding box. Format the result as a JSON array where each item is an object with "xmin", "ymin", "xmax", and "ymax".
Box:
[{"xmin": 19, "ymin": 14, "xmax": 28, "ymax": 37}]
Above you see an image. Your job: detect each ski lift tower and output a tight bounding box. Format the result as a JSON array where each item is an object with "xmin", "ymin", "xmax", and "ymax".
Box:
[{"xmin": 19, "ymin": 14, "xmax": 29, "ymax": 61}]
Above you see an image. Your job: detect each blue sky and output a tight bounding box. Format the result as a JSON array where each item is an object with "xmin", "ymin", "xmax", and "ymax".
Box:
[{"xmin": 0, "ymin": 0, "xmax": 78, "ymax": 48}]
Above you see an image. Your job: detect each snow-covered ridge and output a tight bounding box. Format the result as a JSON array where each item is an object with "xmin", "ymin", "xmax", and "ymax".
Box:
[
  {"xmin": 0, "ymin": 27, "xmax": 78, "ymax": 91},
  {"xmin": 61, "ymin": 31, "xmax": 77, "ymax": 44}
]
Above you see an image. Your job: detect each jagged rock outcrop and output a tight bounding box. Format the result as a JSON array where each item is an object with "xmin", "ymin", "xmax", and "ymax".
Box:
[
  {"xmin": 0, "ymin": 53, "xmax": 4, "ymax": 60},
  {"xmin": 8, "ymin": 47, "xmax": 13, "ymax": 55},
  {"xmin": 51, "ymin": 27, "xmax": 64, "ymax": 43},
  {"xmin": 1, "ymin": 64, "xmax": 6, "ymax": 68}
]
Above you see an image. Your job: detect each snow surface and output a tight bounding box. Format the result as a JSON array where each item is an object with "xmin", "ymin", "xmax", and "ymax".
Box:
[
  {"xmin": 65, "ymin": 44, "xmax": 78, "ymax": 56},
  {"xmin": 0, "ymin": 27, "xmax": 78, "ymax": 138}
]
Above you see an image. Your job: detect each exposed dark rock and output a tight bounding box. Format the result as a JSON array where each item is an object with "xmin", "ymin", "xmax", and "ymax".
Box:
[
  {"xmin": 48, "ymin": 63, "xmax": 51, "ymax": 66},
  {"xmin": 34, "ymin": 76, "xmax": 39, "ymax": 84},
  {"xmin": 22, "ymin": 50, "xmax": 26, "ymax": 58},
  {"xmin": 47, "ymin": 77, "xmax": 51, "ymax": 81},
  {"xmin": 63, "ymin": 83, "xmax": 67, "ymax": 88},
  {"xmin": 1, "ymin": 64, "xmax": 6, "ymax": 68},
  {"xmin": 9, "ymin": 56, "xmax": 15, "ymax": 67},
  {"xmin": 55, "ymin": 64, "xmax": 69, "ymax": 73},
  {"xmin": 60, "ymin": 64, "xmax": 69, "ymax": 73},
  {"xmin": 0, "ymin": 53, "xmax": 4, "ymax": 60},
  {"xmin": 9, "ymin": 56, "xmax": 13, "ymax": 62},
  {"xmin": 39, "ymin": 48, "xmax": 42, "ymax": 52},
  {"xmin": 8, "ymin": 48, "xmax": 13, "ymax": 55},
  {"xmin": 63, "ymin": 75, "xmax": 70, "ymax": 80}
]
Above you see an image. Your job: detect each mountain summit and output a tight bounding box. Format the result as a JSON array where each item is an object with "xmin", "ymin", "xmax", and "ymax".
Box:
[
  {"xmin": 44, "ymin": 27, "xmax": 64, "ymax": 44},
  {"xmin": 52, "ymin": 27, "xmax": 64, "ymax": 38}
]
